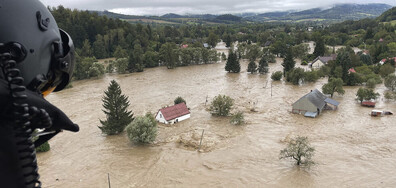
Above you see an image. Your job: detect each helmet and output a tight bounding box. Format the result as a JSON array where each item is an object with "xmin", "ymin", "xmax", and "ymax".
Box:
[{"xmin": 0, "ymin": 0, "xmax": 75, "ymax": 95}]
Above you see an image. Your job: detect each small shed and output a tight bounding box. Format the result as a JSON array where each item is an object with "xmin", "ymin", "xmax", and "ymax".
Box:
[
  {"xmin": 292, "ymin": 89, "xmax": 340, "ymax": 117},
  {"xmin": 155, "ymin": 103, "xmax": 190, "ymax": 124}
]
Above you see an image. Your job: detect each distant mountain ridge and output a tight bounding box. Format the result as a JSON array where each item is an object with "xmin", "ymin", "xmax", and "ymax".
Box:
[
  {"xmin": 95, "ymin": 3, "xmax": 392, "ymax": 24},
  {"xmin": 247, "ymin": 3, "xmax": 392, "ymax": 21}
]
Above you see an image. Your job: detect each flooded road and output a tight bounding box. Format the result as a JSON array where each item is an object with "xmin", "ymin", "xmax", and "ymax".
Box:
[{"xmin": 38, "ymin": 55, "xmax": 396, "ymax": 187}]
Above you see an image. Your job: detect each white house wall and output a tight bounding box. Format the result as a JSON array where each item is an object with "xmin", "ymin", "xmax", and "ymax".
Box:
[
  {"xmin": 311, "ymin": 60, "xmax": 324, "ymax": 69},
  {"xmin": 169, "ymin": 114, "xmax": 190, "ymax": 124},
  {"xmin": 155, "ymin": 111, "xmax": 168, "ymax": 124}
]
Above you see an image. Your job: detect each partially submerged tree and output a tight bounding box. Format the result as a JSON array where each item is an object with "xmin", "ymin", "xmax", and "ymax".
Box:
[
  {"xmin": 384, "ymin": 74, "xmax": 396, "ymax": 92},
  {"xmin": 99, "ymin": 80, "xmax": 134, "ymax": 135},
  {"xmin": 225, "ymin": 50, "xmax": 240, "ymax": 73},
  {"xmin": 126, "ymin": 113, "xmax": 157, "ymax": 143},
  {"xmin": 356, "ymin": 87, "xmax": 380, "ymax": 103},
  {"xmin": 271, "ymin": 71, "xmax": 283, "ymax": 81},
  {"xmin": 247, "ymin": 60, "xmax": 257, "ymax": 74},
  {"xmin": 258, "ymin": 55, "xmax": 269, "ymax": 74},
  {"xmin": 322, "ymin": 78, "xmax": 345, "ymax": 98},
  {"xmin": 282, "ymin": 47, "xmax": 295, "ymax": 76},
  {"xmin": 230, "ymin": 112, "xmax": 244, "ymax": 125},
  {"xmin": 210, "ymin": 95, "xmax": 234, "ymax": 116},
  {"xmin": 280, "ymin": 136, "xmax": 315, "ymax": 166},
  {"xmin": 174, "ymin": 96, "xmax": 186, "ymax": 105}
]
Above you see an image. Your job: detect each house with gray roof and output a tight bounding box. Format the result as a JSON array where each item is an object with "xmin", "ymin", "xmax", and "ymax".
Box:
[
  {"xmin": 309, "ymin": 54, "xmax": 337, "ymax": 69},
  {"xmin": 292, "ymin": 89, "xmax": 339, "ymax": 118}
]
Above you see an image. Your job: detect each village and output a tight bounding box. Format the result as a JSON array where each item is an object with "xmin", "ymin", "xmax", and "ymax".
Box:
[{"xmin": 33, "ymin": 4, "xmax": 396, "ymax": 188}]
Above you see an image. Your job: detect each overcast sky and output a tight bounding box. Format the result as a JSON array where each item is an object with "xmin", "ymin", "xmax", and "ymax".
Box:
[{"xmin": 39, "ymin": 0, "xmax": 396, "ymax": 16}]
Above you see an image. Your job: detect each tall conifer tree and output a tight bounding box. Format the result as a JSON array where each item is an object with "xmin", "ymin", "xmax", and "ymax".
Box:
[{"xmin": 99, "ymin": 80, "xmax": 134, "ymax": 135}]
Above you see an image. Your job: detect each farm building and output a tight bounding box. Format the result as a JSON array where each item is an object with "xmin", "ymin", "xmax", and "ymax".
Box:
[
  {"xmin": 309, "ymin": 54, "xmax": 337, "ymax": 69},
  {"xmin": 155, "ymin": 103, "xmax": 190, "ymax": 124},
  {"xmin": 292, "ymin": 89, "xmax": 340, "ymax": 118}
]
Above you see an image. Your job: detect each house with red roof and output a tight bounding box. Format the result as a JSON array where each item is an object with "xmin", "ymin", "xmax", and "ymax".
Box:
[{"xmin": 155, "ymin": 103, "xmax": 190, "ymax": 124}]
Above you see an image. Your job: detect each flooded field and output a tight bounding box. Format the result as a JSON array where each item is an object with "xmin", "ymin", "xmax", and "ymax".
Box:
[{"xmin": 38, "ymin": 54, "xmax": 396, "ymax": 187}]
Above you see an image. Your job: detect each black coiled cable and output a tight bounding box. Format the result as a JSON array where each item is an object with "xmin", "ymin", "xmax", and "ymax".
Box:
[{"xmin": 0, "ymin": 52, "xmax": 42, "ymax": 188}]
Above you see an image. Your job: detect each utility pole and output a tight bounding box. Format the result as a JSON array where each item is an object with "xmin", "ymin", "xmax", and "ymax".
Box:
[
  {"xmin": 199, "ymin": 129, "xmax": 205, "ymax": 150},
  {"xmin": 108, "ymin": 173, "xmax": 111, "ymax": 188}
]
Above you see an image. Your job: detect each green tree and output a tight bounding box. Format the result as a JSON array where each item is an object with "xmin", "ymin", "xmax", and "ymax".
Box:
[
  {"xmin": 282, "ymin": 48, "xmax": 295, "ymax": 76},
  {"xmin": 113, "ymin": 45, "xmax": 128, "ymax": 59},
  {"xmin": 92, "ymin": 34, "xmax": 107, "ymax": 59},
  {"xmin": 304, "ymin": 70, "xmax": 319, "ymax": 83},
  {"xmin": 221, "ymin": 52, "xmax": 227, "ymax": 61},
  {"xmin": 210, "ymin": 95, "xmax": 234, "ymax": 116},
  {"xmin": 246, "ymin": 44, "xmax": 261, "ymax": 62},
  {"xmin": 143, "ymin": 51, "xmax": 159, "ymax": 68},
  {"xmin": 126, "ymin": 113, "xmax": 157, "ymax": 144},
  {"xmin": 115, "ymin": 58, "xmax": 129, "ymax": 74},
  {"xmin": 225, "ymin": 51, "xmax": 240, "ymax": 73},
  {"xmin": 88, "ymin": 62, "xmax": 105, "ymax": 78},
  {"xmin": 247, "ymin": 60, "xmax": 257, "ymax": 74},
  {"xmin": 384, "ymin": 74, "xmax": 396, "ymax": 92},
  {"xmin": 99, "ymin": 80, "xmax": 134, "ymax": 135},
  {"xmin": 207, "ymin": 32, "xmax": 219, "ymax": 48},
  {"xmin": 160, "ymin": 42, "xmax": 179, "ymax": 69},
  {"xmin": 356, "ymin": 87, "xmax": 380, "ymax": 103},
  {"xmin": 280, "ymin": 136, "xmax": 315, "ymax": 166},
  {"xmin": 271, "ymin": 71, "xmax": 283, "ymax": 81},
  {"xmin": 80, "ymin": 39, "xmax": 92, "ymax": 57},
  {"xmin": 129, "ymin": 43, "xmax": 144, "ymax": 72},
  {"xmin": 225, "ymin": 34, "xmax": 232, "ymax": 48},
  {"xmin": 313, "ymin": 36, "xmax": 325, "ymax": 58},
  {"xmin": 379, "ymin": 64, "xmax": 395, "ymax": 78},
  {"xmin": 174, "ymin": 96, "xmax": 186, "ymax": 105},
  {"xmin": 336, "ymin": 51, "xmax": 352, "ymax": 83},
  {"xmin": 258, "ymin": 55, "xmax": 269, "ymax": 74},
  {"xmin": 230, "ymin": 112, "xmax": 244, "ymax": 125},
  {"xmin": 322, "ymin": 78, "xmax": 345, "ymax": 98},
  {"xmin": 286, "ymin": 68, "xmax": 305, "ymax": 85}
]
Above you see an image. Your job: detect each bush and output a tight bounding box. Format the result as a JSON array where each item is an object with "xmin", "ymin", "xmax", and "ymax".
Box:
[
  {"xmin": 384, "ymin": 91, "xmax": 396, "ymax": 100},
  {"xmin": 126, "ymin": 113, "xmax": 157, "ymax": 143},
  {"xmin": 210, "ymin": 95, "xmax": 234, "ymax": 116},
  {"xmin": 280, "ymin": 136, "xmax": 315, "ymax": 166},
  {"xmin": 301, "ymin": 61, "xmax": 308, "ymax": 65},
  {"xmin": 36, "ymin": 141, "xmax": 50, "ymax": 152},
  {"xmin": 379, "ymin": 64, "xmax": 395, "ymax": 77},
  {"xmin": 271, "ymin": 71, "xmax": 283, "ymax": 81},
  {"xmin": 230, "ymin": 112, "xmax": 244, "ymax": 125},
  {"xmin": 174, "ymin": 96, "xmax": 186, "ymax": 105},
  {"xmin": 88, "ymin": 62, "xmax": 105, "ymax": 78},
  {"xmin": 304, "ymin": 70, "xmax": 319, "ymax": 83},
  {"xmin": 366, "ymin": 78, "xmax": 377, "ymax": 88}
]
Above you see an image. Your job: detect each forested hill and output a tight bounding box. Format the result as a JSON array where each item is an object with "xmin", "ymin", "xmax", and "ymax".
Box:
[
  {"xmin": 377, "ymin": 7, "xmax": 396, "ymax": 22},
  {"xmin": 247, "ymin": 3, "xmax": 392, "ymax": 22}
]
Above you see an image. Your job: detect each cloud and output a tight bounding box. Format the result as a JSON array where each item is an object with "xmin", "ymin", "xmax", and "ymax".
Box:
[{"xmin": 39, "ymin": 0, "xmax": 396, "ymax": 16}]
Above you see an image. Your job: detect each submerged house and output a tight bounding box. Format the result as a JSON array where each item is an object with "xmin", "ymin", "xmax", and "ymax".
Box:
[
  {"xmin": 310, "ymin": 54, "xmax": 337, "ymax": 69},
  {"xmin": 292, "ymin": 89, "xmax": 339, "ymax": 118},
  {"xmin": 155, "ymin": 103, "xmax": 190, "ymax": 124}
]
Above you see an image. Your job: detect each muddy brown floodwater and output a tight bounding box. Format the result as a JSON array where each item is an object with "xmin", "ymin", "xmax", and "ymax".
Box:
[{"xmin": 38, "ymin": 48, "xmax": 396, "ymax": 187}]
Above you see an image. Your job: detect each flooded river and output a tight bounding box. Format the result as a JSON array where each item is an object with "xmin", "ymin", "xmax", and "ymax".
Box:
[{"xmin": 38, "ymin": 53, "xmax": 396, "ymax": 187}]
